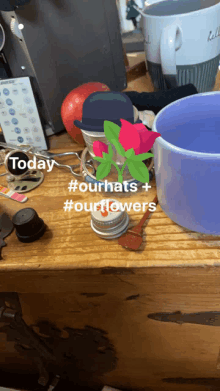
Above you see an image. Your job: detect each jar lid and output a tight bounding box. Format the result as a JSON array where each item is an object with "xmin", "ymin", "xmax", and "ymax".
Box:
[
  {"xmin": 91, "ymin": 199, "xmax": 129, "ymax": 239},
  {"xmin": 91, "ymin": 214, "xmax": 129, "ymax": 239}
]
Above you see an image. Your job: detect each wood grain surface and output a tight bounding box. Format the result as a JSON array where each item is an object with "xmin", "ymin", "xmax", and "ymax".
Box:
[
  {"xmin": 0, "ymin": 70, "xmax": 219, "ymax": 271},
  {"xmin": 0, "ymin": 131, "xmax": 219, "ymax": 271},
  {"xmin": 0, "ymin": 70, "xmax": 219, "ymax": 391},
  {"xmin": 0, "ymin": 267, "xmax": 220, "ymax": 391}
]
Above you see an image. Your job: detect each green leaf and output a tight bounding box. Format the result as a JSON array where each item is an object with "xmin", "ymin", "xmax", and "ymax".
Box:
[
  {"xmin": 126, "ymin": 160, "xmax": 149, "ymax": 183},
  {"xmin": 108, "ymin": 144, "xmax": 113, "ymax": 159},
  {"xmin": 96, "ymin": 162, "xmax": 111, "ymax": 180},
  {"xmin": 103, "ymin": 121, "xmax": 126, "ymax": 157},
  {"xmin": 125, "ymin": 148, "xmax": 135, "ymax": 159},
  {"xmin": 102, "ymin": 152, "xmax": 112, "ymax": 161},
  {"xmin": 104, "ymin": 121, "xmax": 121, "ymax": 144},
  {"xmin": 118, "ymin": 172, "xmax": 123, "ymax": 183},
  {"xmin": 131, "ymin": 152, "xmax": 154, "ymax": 161},
  {"xmin": 93, "ymin": 157, "xmax": 104, "ymax": 163},
  {"xmin": 111, "ymin": 139, "xmax": 126, "ymax": 157}
]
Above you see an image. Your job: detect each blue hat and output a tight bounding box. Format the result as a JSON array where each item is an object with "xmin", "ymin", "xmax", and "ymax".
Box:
[{"xmin": 74, "ymin": 91, "xmax": 141, "ymax": 132}]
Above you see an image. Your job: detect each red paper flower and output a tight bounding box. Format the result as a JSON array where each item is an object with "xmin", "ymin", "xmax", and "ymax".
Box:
[
  {"xmin": 119, "ymin": 119, "xmax": 161, "ymax": 155},
  {"xmin": 93, "ymin": 141, "xmax": 108, "ymax": 157}
]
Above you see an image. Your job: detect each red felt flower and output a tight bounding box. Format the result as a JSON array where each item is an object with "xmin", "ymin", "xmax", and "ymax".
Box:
[
  {"xmin": 93, "ymin": 141, "xmax": 108, "ymax": 157},
  {"xmin": 119, "ymin": 119, "xmax": 161, "ymax": 155}
]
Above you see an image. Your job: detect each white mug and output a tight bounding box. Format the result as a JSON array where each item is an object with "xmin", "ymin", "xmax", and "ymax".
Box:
[{"xmin": 138, "ymin": 0, "xmax": 220, "ymax": 91}]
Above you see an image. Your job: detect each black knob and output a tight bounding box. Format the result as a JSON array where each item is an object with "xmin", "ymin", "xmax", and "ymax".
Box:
[{"xmin": 12, "ymin": 208, "xmax": 46, "ymax": 243}]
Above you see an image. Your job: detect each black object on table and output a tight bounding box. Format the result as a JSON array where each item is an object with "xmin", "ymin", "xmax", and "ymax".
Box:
[
  {"xmin": 12, "ymin": 208, "xmax": 46, "ymax": 243},
  {"xmin": 0, "ymin": 213, "xmax": 14, "ymax": 259},
  {"xmin": 124, "ymin": 83, "xmax": 198, "ymax": 114}
]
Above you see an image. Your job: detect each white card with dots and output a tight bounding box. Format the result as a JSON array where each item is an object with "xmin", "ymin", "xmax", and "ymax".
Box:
[{"xmin": 0, "ymin": 77, "xmax": 47, "ymax": 150}]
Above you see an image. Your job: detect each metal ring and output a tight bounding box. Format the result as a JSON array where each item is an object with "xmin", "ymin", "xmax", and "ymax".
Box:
[
  {"xmin": 16, "ymin": 144, "xmax": 33, "ymax": 153},
  {"xmin": 70, "ymin": 165, "xmax": 84, "ymax": 178},
  {"xmin": 81, "ymin": 148, "xmax": 97, "ymax": 180}
]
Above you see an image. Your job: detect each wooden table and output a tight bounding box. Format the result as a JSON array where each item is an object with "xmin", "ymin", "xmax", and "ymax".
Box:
[{"xmin": 0, "ymin": 73, "xmax": 220, "ymax": 391}]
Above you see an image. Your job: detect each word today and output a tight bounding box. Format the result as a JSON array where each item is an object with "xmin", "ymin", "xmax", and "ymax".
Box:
[{"xmin": 9, "ymin": 156, "xmax": 55, "ymax": 172}]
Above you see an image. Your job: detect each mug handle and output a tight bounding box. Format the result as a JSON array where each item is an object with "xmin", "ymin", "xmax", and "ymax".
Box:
[
  {"xmin": 0, "ymin": 25, "xmax": 5, "ymax": 52},
  {"xmin": 133, "ymin": 5, "xmax": 146, "ymax": 16},
  {"xmin": 160, "ymin": 24, "xmax": 182, "ymax": 89}
]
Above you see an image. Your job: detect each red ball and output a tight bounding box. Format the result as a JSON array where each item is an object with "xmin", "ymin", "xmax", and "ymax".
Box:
[{"xmin": 61, "ymin": 82, "xmax": 110, "ymax": 145}]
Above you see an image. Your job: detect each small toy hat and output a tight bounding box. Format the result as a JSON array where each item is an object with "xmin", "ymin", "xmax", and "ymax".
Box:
[{"xmin": 74, "ymin": 91, "xmax": 141, "ymax": 132}]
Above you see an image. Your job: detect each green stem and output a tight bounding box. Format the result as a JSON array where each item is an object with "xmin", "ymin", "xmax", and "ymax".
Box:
[
  {"xmin": 121, "ymin": 161, "xmax": 127, "ymax": 173},
  {"xmin": 111, "ymin": 161, "xmax": 124, "ymax": 183},
  {"xmin": 111, "ymin": 160, "xmax": 121, "ymax": 174}
]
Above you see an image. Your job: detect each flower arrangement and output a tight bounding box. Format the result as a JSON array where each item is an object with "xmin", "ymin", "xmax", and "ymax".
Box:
[{"xmin": 93, "ymin": 119, "xmax": 161, "ymax": 183}]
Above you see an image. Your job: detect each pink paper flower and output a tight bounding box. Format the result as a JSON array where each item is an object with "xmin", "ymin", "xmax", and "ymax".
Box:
[
  {"xmin": 119, "ymin": 119, "xmax": 161, "ymax": 155},
  {"xmin": 93, "ymin": 140, "xmax": 108, "ymax": 157}
]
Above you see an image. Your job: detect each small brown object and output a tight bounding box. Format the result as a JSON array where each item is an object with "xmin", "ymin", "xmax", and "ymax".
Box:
[{"xmin": 118, "ymin": 196, "xmax": 158, "ymax": 250}]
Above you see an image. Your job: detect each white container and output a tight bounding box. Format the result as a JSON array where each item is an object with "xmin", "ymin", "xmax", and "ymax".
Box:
[{"xmin": 91, "ymin": 199, "xmax": 129, "ymax": 239}]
